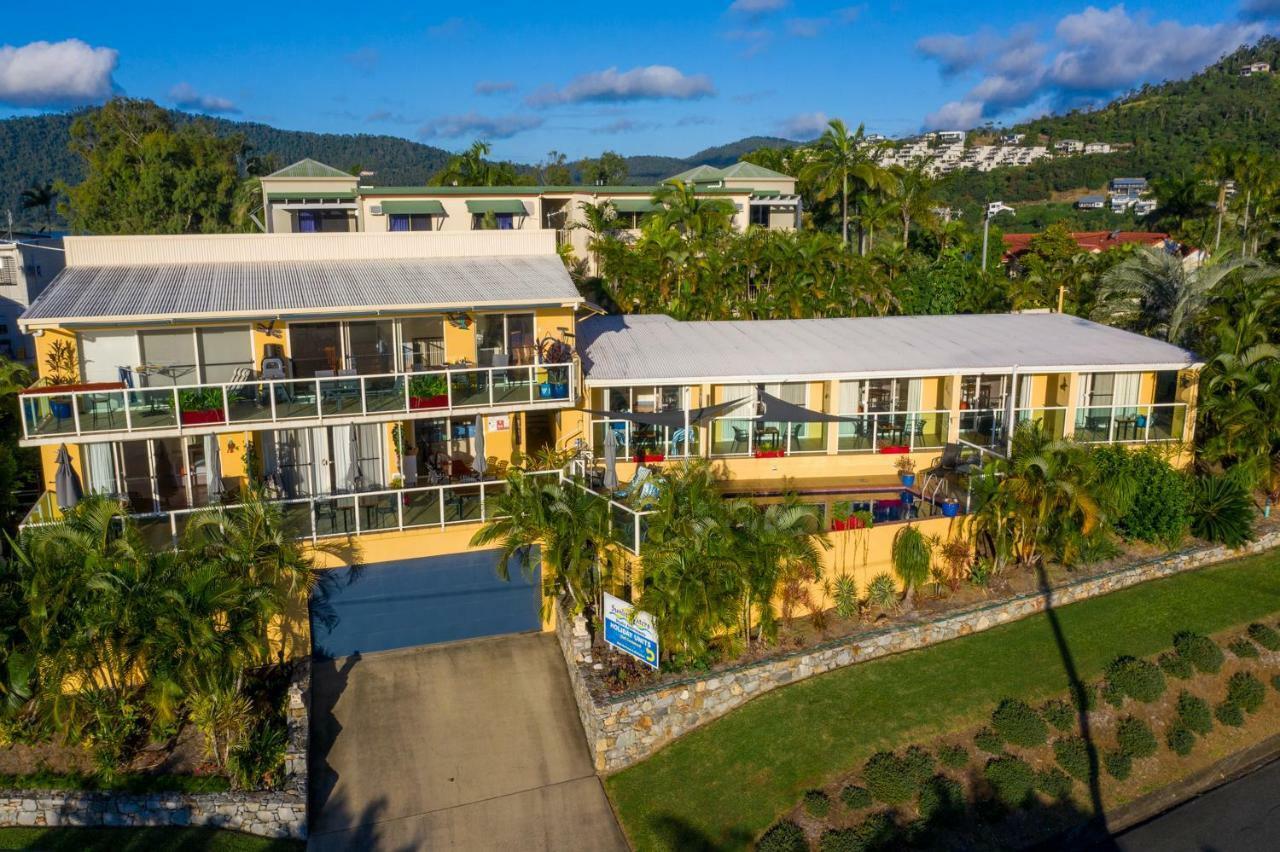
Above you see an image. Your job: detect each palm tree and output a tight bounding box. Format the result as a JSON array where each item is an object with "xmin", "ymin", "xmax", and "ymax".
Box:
[
  {"xmin": 887, "ymin": 161, "xmax": 938, "ymax": 247},
  {"xmin": 890, "ymin": 525, "xmax": 932, "ymax": 610},
  {"xmin": 572, "ymin": 200, "xmax": 622, "ymax": 272},
  {"xmin": 651, "ymin": 181, "xmax": 735, "ymax": 240},
  {"xmin": 1202, "ymin": 148, "xmax": 1240, "ymax": 253},
  {"xmin": 19, "ymin": 182, "xmax": 57, "ymax": 232},
  {"xmin": 1151, "ymin": 173, "xmax": 1215, "ymax": 247},
  {"xmin": 1092, "ymin": 250, "xmax": 1257, "ymax": 344},
  {"xmin": 730, "ymin": 497, "xmax": 827, "ymax": 644},
  {"xmin": 800, "ymin": 119, "xmax": 889, "ymax": 253},
  {"xmin": 428, "ymin": 140, "xmax": 518, "ymax": 187}
]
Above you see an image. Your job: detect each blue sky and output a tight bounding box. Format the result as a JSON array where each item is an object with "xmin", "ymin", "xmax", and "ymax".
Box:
[{"xmin": 2, "ymin": 1, "xmax": 1276, "ymax": 164}]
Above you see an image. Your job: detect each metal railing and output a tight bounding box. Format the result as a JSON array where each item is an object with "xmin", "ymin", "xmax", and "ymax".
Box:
[
  {"xmin": 1013, "ymin": 406, "xmax": 1070, "ymax": 440},
  {"xmin": 19, "ymin": 473, "xmax": 561, "ymax": 550},
  {"xmin": 559, "ymin": 471, "xmax": 655, "ymax": 555},
  {"xmin": 18, "ymin": 361, "xmax": 577, "ymax": 442},
  {"xmin": 1071, "ymin": 403, "xmax": 1187, "ymax": 445}
]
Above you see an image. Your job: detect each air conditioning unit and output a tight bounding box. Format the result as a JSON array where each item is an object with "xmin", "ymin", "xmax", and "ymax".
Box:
[{"xmin": 370, "ymin": 204, "xmax": 383, "ymax": 216}]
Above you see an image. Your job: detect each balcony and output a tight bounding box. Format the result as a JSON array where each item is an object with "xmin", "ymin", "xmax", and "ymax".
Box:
[
  {"xmin": 19, "ymin": 474, "xmax": 557, "ymax": 551},
  {"xmin": 1072, "ymin": 403, "xmax": 1187, "ymax": 444},
  {"xmin": 18, "ymin": 362, "xmax": 576, "ymax": 445}
]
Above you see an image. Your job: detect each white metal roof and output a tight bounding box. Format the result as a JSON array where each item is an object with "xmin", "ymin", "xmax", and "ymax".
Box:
[
  {"xmin": 578, "ymin": 313, "xmax": 1200, "ymax": 385},
  {"xmin": 22, "ymin": 254, "xmax": 582, "ymax": 328}
]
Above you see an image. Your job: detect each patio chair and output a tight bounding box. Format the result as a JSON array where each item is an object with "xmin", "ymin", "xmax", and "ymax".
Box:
[
  {"xmin": 614, "ymin": 465, "xmax": 653, "ymax": 500},
  {"xmin": 730, "ymin": 425, "xmax": 749, "ymax": 453},
  {"xmin": 86, "ymin": 392, "xmax": 121, "ymax": 430}
]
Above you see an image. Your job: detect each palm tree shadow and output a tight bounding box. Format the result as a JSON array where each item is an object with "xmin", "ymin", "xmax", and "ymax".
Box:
[
  {"xmin": 648, "ymin": 814, "xmax": 753, "ymax": 852},
  {"xmin": 1034, "ymin": 560, "xmax": 1119, "ymax": 851},
  {"xmin": 308, "ymin": 651, "xmax": 361, "ymax": 833}
]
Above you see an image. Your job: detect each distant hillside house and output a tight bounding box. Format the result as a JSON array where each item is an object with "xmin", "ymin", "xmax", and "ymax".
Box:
[
  {"xmin": 1055, "ymin": 139, "xmax": 1084, "ymax": 154},
  {"xmin": 1241, "ymin": 62, "xmax": 1271, "ymax": 76},
  {"xmin": 258, "ymin": 158, "xmax": 799, "ymax": 272},
  {"xmin": 1075, "ymin": 195, "xmax": 1106, "ymax": 210},
  {"xmin": 1084, "ymin": 142, "xmax": 1112, "ymax": 154},
  {"xmin": 934, "ymin": 130, "xmax": 965, "ymax": 144},
  {"xmin": 1003, "ymin": 230, "xmax": 1171, "ymax": 262},
  {"xmin": 1110, "ymin": 177, "xmax": 1148, "ymax": 196},
  {"xmin": 1000, "ymin": 133, "xmax": 1025, "ymax": 145}
]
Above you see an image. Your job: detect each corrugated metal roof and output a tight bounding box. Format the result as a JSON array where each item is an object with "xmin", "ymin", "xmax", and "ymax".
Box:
[
  {"xmin": 578, "ymin": 313, "xmax": 1200, "ymax": 384},
  {"xmin": 267, "ymin": 159, "xmax": 355, "ymax": 179},
  {"xmin": 23, "ymin": 254, "xmax": 581, "ymax": 325}
]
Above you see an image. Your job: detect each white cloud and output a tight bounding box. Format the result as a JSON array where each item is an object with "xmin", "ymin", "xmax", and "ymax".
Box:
[
  {"xmin": 474, "ymin": 80, "xmax": 516, "ymax": 95},
  {"xmin": 777, "ymin": 111, "xmax": 830, "ymax": 139},
  {"xmin": 169, "ymin": 82, "xmax": 239, "ymax": 114},
  {"xmin": 0, "ymin": 39, "xmax": 117, "ymax": 108},
  {"xmin": 728, "ymin": 0, "xmax": 788, "ymax": 15},
  {"xmin": 592, "ymin": 118, "xmax": 658, "ymax": 134},
  {"xmin": 919, "ymin": 5, "xmax": 1266, "ymax": 130},
  {"xmin": 527, "ymin": 66, "xmax": 714, "ymax": 107},
  {"xmin": 418, "ymin": 112, "xmax": 543, "ymax": 140}
]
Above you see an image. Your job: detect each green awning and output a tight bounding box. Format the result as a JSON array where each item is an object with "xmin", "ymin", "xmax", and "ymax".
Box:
[
  {"xmin": 751, "ymin": 189, "xmax": 783, "ymax": 199},
  {"xmin": 611, "ymin": 199, "xmax": 659, "ymax": 214},
  {"xmin": 381, "ymin": 200, "xmax": 446, "ymax": 215},
  {"xmin": 465, "ymin": 199, "xmax": 528, "ymax": 215},
  {"xmin": 267, "ymin": 191, "xmax": 356, "ymax": 202}
]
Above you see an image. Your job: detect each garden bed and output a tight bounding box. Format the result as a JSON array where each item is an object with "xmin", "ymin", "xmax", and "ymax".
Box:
[{"xmin": 0, "ymin": 724, "xmax": 215, "ymax": 786}]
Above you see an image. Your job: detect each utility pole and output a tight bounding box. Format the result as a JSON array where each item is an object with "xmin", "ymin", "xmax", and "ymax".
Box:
[{"xmin": 981, "ymin": 201, "xmax": 1014, "ymax": 271}]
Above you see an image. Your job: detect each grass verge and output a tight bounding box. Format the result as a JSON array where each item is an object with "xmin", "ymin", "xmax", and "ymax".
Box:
[
  {"xmin": 0, "ymin": 827, "xmax": 300, "ymax": 851},
  {"xmin": 606, "ymin": 548, "xmax": 1280, "ymax": 851}
]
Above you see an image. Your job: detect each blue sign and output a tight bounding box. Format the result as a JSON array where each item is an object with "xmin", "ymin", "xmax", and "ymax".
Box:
[{"xmin": 603, "ymin": 592, "xmax": 659, "ymax": 669}]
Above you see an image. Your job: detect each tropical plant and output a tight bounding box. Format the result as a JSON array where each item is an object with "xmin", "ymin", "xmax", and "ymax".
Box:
[
  {"xmin": 864, "ymin": 572, "xmax": 899, "ymax": 614},
  {"xmin": 890, "ymin": 525, "xmax": 931, "ymax": 609},
  {"xmin": 178, "ymin": 386, "xmax": 225, "ymax": 413},
  {"xmin": 730, "ymin": 496, "xmax": 827, "ymax": 644},
  {"xmin": 407, "ymin": 373, "xmax": 447, "ymax": 399},
  {"xmin": 800, "ymin": 119, "xmax": 890, "ymax": 252},
  {"xmin": 19, "ymin": 181, "xmax": 57, "ymax": 232},
  {"xmin": 1188, "ymin": 474, "xmax": 1256, "ymax": 546},
  {"xmin": 41, "ymin": 339, "xmax": 78, "ymax": 387}
]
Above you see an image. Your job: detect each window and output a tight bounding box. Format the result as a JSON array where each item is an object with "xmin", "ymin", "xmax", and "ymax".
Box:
[
  {"xmin": 749, "ymin": 205, "xmax": 769, "ymax": 226},
  {"xmin": 0, "ymin": 256, "xmax": 15, "ymax": 286},
  {"xmin": 138, "ymin": 329, "xmax": 197, "ymax": 386},
  {"xmin": 496, "ymin": 213, "xmax": 514, "ymax": 230},
  {"xmin": 475, "ymin": 313, "xmax": 535, "ymax": 366},
  {"xmin": 400, "ymin": 316, "xmax": 445, "ymax": 370},
  {"xmin": 389, "ymin": 213, "xmax": 433, "ymax": 232},
  {"xmin": 196, "ymin": 327, "xmax": 252, "ymax": 384}
]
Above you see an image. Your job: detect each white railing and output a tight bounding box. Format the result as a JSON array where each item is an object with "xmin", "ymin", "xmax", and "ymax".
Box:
[
  {"xmin": 18, "ymin": 473, "xmax": 560, "ymax": 549},
  {"xmin": 1071, "ymin": 403, "xmax": 1187, "ymax": 445},
  {"xmin": 558, "ymin": 471, "xmax": 655, "ymax": 555},
  {"xmin": 18, "ymin": 361, "xmax": 577, "ymax": 442}
]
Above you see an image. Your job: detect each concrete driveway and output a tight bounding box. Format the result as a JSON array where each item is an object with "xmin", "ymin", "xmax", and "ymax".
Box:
[{"xmin": 307, "ymin": 633, "xmax": 628, "ymax": 852}]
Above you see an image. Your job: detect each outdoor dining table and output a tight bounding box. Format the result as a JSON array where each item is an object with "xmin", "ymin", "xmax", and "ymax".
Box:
[
  {"xmin": 754, "ymin": 426, "xmax": 781, "ymax": 450},
  {"xmin": 1115, "ymin": 415, "xmax": 1138, "ymax": 441}
]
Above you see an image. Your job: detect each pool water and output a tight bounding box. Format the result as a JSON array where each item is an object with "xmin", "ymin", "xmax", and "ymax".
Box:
[{"xmin": 725, "ymin": 488, "xmax": 948, "ymax": 528}]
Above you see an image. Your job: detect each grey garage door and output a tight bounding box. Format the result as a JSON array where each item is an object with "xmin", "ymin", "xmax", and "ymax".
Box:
[{"xmin": 310, "ymin": 547, "xmax": 541, "ymax": 659}]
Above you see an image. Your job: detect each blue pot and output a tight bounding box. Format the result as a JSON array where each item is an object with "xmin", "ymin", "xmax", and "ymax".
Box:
[
  {"xmin": 941, "ymin": 502, "xmax": 960, "ymax": 518},
  {"xmin": 900, "ymin": 473, "xmax": 916, "ymax": 487},
  {"xmin": 539, "ymin": 382, "xmax": 553, "ymax": 399},
  {"xmin": 901, "ymin": 490, "xmax": 915, "ymax": 504}
]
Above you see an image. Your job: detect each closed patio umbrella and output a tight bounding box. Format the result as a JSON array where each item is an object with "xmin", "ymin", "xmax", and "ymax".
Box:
[
  {"xmin": 602, "ymin": 425, "xmax": 619, "ymax": 491},
  {"xmin": 54, "ymin": 444, "xmax": 83, "ymax": 510},
  {"xmin": 204, "ymin": 435, "xmax": 224, "ymax": 502},
  {"xmin": 473, "ymin": 416, "xmax": 487, "ymax": 477}
]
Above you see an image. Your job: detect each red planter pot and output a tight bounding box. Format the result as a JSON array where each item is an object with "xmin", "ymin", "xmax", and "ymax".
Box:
[
  {"xmin": 878, "ymin": 445, "xmax": 910, "ymax": 454},
  {"xmin": 409, "ymin": 395, "xmax": 449, "ymax": 410},
  {"xmin": 180, "ymin": 409, "xmax": 225, "ymax": 426},
  {"xmin": 632, "ymin": 453, "xmax": 666, "ymax": 463},
  {"xmin": 830, "ymin": 517, "xmax": 867, "ymax": 532},
  {"xmin": 754, "ymin": 449, "xmax": 786, "ymax": 458}
]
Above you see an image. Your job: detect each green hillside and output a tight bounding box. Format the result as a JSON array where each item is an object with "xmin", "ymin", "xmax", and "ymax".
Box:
[{"xmin": 939, "ymin": 38, "xmax": 1280, "ymax": 208}]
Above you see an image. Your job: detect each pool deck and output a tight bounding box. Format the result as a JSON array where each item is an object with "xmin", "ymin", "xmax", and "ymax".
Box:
[{"xmin": 719, "ymin": 474, "xmax": 908, "ymax": 497}]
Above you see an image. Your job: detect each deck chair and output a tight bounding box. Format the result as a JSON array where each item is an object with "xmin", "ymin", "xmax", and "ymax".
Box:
[{"xmin": 614, "ymin": 465, "xmax": 653, "ymax": 500}]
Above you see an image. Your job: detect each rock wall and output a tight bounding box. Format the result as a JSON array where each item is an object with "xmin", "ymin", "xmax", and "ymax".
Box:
[
  {"xmin": 0, "ymin": 658, "xmax": 311, "ymax": 840},
  {"xmin": 560, "ymin": 532, "xmax": 1280, "ymax": 773}
]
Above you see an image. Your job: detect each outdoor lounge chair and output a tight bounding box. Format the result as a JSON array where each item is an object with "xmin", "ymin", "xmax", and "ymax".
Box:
[
  {"xmin": 925, "ymin": 443, "xmax": 979, "ymax": 478},
  {"xmin": 614, "ymin": 465, "xmax": 654, "ymax": 501}
]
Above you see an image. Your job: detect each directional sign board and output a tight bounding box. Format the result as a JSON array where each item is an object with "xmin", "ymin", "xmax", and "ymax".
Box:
[{"xmin": 603, "ymin": 592, "xmax": 659, "ymax": 669}]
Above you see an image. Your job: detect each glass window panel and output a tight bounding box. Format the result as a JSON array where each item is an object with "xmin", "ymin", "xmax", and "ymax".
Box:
[
  {"xmin": 139, "ymin": 329, "xmax": 198, "ymax": 387},
  {"xmin": 400, "ymin": 316, "xmax": 445, "ymax": 370},
  {"xmin": 506, "ymin": 314, "xmax": 535, "ymax": 363},
  {"xmin": 476, "ymin": 315, "xmax": 505, "ymax": 366},
  {"xmin": 197, "ymin": 327, "xmax": 252, "ymax": 384},
  {"xmin": 839, "ymin": 380, "xmax": 862, "ymax": 414},
  {"xmin": 119, "ymin": 440, "xmax": 155, "ymax": 513},
  {"xmin": 347, "ymin": 320, "xmax": 395, "ymax": 374},
  {"xmin": 290, "ymin": 322, "xmax": 342, "ymax": 378}
]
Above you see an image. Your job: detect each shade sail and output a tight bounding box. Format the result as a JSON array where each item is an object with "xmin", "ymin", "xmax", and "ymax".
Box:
[
  {"xmin": 381, "ymin": 200, "xmax": 446, "ymax": 215},
  {"xmin": 756, "ymin": 391, "xmax": 864, "ymax": 424},
  {"xmin": 465, "ymin": 199, "xmax": 528, "ymax": 215},
  {"xmin": 585, "ymin": 397, "xmax": 748, "ymax": 429}
]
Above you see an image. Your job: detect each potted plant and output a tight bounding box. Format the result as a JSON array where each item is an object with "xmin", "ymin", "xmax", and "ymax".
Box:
[
  {"xmin": 42, "ymin": 340, "xmax": 78, "ymax": 421},
  {"xmin": 178, "ymin": 387, "xmax": 225, "ymax": 425},
  {"xmin": 895, "ymin": 455, "xmax": 917, "ymax": 486},
  {"xmin": 941, "ymin": 497, "xmax": 961, "ymax": 518},
  {"xmin": 408, "ymin": 373, "xmax": 448, "ymax": 409}
]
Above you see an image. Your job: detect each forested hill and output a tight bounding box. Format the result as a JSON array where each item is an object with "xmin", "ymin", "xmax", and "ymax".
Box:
[{"xmin": 940, "ymin": 39, "xmax": 1280, "ymax": 207}]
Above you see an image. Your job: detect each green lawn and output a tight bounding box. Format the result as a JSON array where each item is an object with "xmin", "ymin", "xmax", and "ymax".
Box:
[
  {"xmin": 606, "ymin": 549, "xmax": 1280, "ymax": 851},
  {"xmin": 0, "ymin": 827, "xmax": 300, "ymax": 851}
]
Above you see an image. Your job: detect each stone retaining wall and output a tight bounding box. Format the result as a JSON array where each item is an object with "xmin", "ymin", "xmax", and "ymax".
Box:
[
  {"xmin": 559, "ymin": 531, "xmax": 1280, "ymax": 773},
  {"xmin": 0, "ymin": 658, "xmax": 311, "ymax": 840}
]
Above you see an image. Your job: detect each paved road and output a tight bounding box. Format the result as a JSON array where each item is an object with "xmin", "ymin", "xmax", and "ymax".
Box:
[
  {"xmin": 307, "ymin": 633, "xmax": 628, "ymax": 852},
  {"xmin": 1112, "ymin": 757, "xmax": 1280, "ymax": 851}
]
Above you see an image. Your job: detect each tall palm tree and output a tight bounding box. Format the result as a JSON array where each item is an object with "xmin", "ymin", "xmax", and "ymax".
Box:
[
  {"xmin": 1091, "ymin": 249, "xmax": 1256, "ymax": 344},
  {"xmin": 1202, "ymin": 148, "xmax": 1241, "ymax": 253},
  {"xmin": 19, "ymin": 182, "xmax": 57, "ymax": 232},
  {"xmin": 651, "ymin": 181, "xmax": 735, "ymax": 240},
  {"xmin": 888, "ymin": 161, "xmax": 938, "ymax": 247},
  {"xmin": 730, "ymin": 497, "xmax": 827, "ymax": 644},
  {"xmin": 800, "ymin": 119, "xmax": 889, "ymax": 253}
]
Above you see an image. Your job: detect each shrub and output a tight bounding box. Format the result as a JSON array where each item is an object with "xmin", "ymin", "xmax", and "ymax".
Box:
[
  {"xmin": 758, "ymin": 820, "xmax": 807, "ymax": 852},
  {"xmin": 864, "ymin": 573, "xmax": 900, "ymax": 614},
  {"xmin": 228, "ymin": 715, "xmax": 286, "ymax": 791},
  {"xmin": 1247, "ymin": 622, "xmax": 1280, "ymax": 651},
  {"xmin": 984, "ymin": 755, "xmax": 1036, "ymax": 808},
  {"xmin": 974, "ymin": 727, "xmax": 1003, "ymax": 755},
  {"xmin": 804, "ymin": 789, "xmax": 832, "ymax": 818},
  {"xmin": 1104, "ymin": 749, "xmax": 1132, "ymax": 780},
  {"xmin": 1189, "ymin": 474, "xmax": 1255, "ymax": 547},
  {"xmin": 917, "ymin": 775, "xmax": 965, "ymax": 823},
  {"xmin": 1070, "ymin": 683, "xmax": 1098, "ymax": 713},
  {"xmin": 1106, "ymin": 655, "xmax": 1166, "ymax": 703},
  {"xmin": 991, "ymin": 698, "xmax": 1048, "ymax": 747},
  {"xmin": 840, "ymin": 784, "xmax": 873, "ymax": 810},
  {"xmin": 1101, "ymin": 679, "xmax": 1126, "ymax": 708},
  {"xmin": 1176, "ymin": 691, "xmax": 1213, "ymax": 736},
  {"xmin": 1166, "ymin": 724, "xmax": 1195, "ymax": 756},
  {"xmin": 1158, "ymin": 652, "xmax": 1194, "ymax": 680},
  {"xmin": 1115, "ymin": 717, "xmax": 1158, "ymax": 759},
  {"xmin": 818, "ymin": 812, "xmax": 897, "ymax": 852},
  {"xmin": 1174, "ymin": 631, "xmax": 1224, "ymax": 674},
  {"xmin": 1054, "ymin": 736, "xmax": 1091, "ymax": 782},
  {"xmin": 902, "ymin": 745, "xmax": 935, "ymax": 784},
  {"xmin": 1228, "ymin": 638, "xmax": 1260, "ymax": 659},
  {"xmin": 937, "ymin": 743, "xmax": 969, "ymax": 770},
  {"xmin": 1093, "ymin": 445, "xmax": 1191, "ymax": 546},
  {"xmin": 1215, "ymin": 700, "xmax": 1245, "ymax": 727},
  {"xmin": 1227, "ymin": 672, "xmax": 1266, "ymax": 713},
  {"xmin": 1035, "ymin": 767, "xmax": 1073, "ymax": 799},
  {"xmin": 863, "ymin": 751, "xmax": 915, "ymax": 804},
  {"xmin": 1041, "ymin": 699, "xmax": 1075, "ymax": 732}
]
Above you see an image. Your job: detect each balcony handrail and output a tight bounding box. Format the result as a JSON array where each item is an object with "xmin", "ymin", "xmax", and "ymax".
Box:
[{"xmin": 20, "ymin": 360, "xmax": 576, "ymax": 441}]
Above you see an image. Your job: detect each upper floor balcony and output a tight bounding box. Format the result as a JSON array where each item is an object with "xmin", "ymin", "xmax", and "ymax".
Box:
[{"xmin": 19, "ymin": 360, "xmax": 576, "ymax": 446}]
